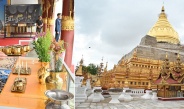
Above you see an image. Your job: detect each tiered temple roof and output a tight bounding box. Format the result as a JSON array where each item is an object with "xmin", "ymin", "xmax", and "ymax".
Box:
[{"xmin": 155, "ymin": 54, "xmax": 184, "ymax": 84}]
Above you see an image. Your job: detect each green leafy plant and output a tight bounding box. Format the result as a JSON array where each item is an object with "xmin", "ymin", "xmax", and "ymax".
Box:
[
  {"xmin": 32, "ymin": 31, "xmax": 52, "ymax": 62},
  {"xmin": 87, "ymin": 63, "xmax": 98, "ymax": 75}
]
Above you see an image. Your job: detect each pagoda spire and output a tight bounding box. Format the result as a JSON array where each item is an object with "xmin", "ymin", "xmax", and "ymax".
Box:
[
  {"xmin": 104, "ymin": 62, "xmax": 108, "ymax": 72},
  {"xmin": 174, "ymin": 53, "xmax": 182, "ymax": 73},
  {"xmin": 147, "ymin": 6, "xmax": 180, "ymax": 44},
  {"xmin": 161, "ymin": 53, "xmax": 170, "ymax": 78},
  {"xmin": 76, "ymin": 56, "xmax": 83, "ymax": 76},
  {"xmin": 170, "ymin": 53, "xmax": 184, "ymax": 83},
  {"xmin": 155, "ymin": 53, "xmax": 179, "ymax": 84},
  {"xmin": 161, "ymin": 5, "xmax": 165, "ymax": 12}
]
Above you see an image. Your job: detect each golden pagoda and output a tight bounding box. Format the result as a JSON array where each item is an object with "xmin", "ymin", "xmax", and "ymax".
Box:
[
  {"xmin": 147, "ymin": 6, "xmax": 180, "ymax": 44},
  {"xmin": 75, "ymin": 58, "xmax": 83, "ymax": 76},
  {"xmin": 100, "ymin": 6, "xmax": 184, "ymax": 89}
]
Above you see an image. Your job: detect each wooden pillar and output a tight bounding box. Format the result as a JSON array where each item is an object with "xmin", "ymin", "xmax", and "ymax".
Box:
[
  {"xmin": 42, "ymin": 0, "xmax": 48, "ymax": 32},
  {"xmin": 41, "ymin": 0, "xmax": 55, "ymax": 33},
  {"xmin": 47, "ymin": 0, "xmax": 55, "ymax": 35},
  {"xmin": 5, "ymin": 0, "xmax": 11, "ymax": 37},
  {"xmin": 61, "ymin": 0, "xmax": 74, "ymax": 71},
  {"xmin": 164, "ymin": 85, "xmax": 165, "ymax": 98}
]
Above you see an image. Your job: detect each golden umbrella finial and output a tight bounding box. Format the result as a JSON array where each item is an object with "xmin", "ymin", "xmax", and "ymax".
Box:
[
  {"xmin": 79, "ymin": 55, "xmax": 83, "ymax": 65},
  {"xmin": 104, "ymin": 62, "xmax": 108, "ymax": 72},
  {"xmin": 161, "ymin": 2, "xmax": 165, "ymax": 12},
  {"xmin": 177, "ymin": 52, "xmax": 180, "ymax": 58},
  {"xmin": 166, "ymin": 52, "xmax": 168, "ymax": 58}
]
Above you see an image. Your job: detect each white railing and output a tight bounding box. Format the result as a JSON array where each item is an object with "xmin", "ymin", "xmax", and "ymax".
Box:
[
  {"xmin": 130, "ymin": 89, "xmax": 145, "ymax": 96},
  {"xmin": 62, "ymin": 61, "xmax": 74, "ymax": 92},
  {"xmin": 62, "ymin": 61, "xmax": 75, "ymax": 108},
  {"xmin": 63, "ymin": 62, "xmax": 74, "ymax": 82}
]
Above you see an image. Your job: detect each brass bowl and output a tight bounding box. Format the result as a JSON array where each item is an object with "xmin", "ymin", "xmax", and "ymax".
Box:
[
  {"xmin": 14, "ymin": 47, "xmax": 21, "ymax": 55},
  {"xmin": 25, "ymin": 45, "xmax": 30, "ymax": 52},
  {"xmin": 11, "ymin": 46, "xmax": 16, "ymax": 54},
  {"xmin": 0, "ymin": 47, "xmax": 3, "ymax": 52},
  {"xmin": 4, "ymin": 47, "xmax": 12, "ymax": 55},
  {"xmin": 21, "ymin": 45, "xmax": 27, "ymax": 53}
]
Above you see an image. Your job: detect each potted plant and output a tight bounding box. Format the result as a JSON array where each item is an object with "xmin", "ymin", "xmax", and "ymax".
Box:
[
  {"xmin": 32, "ymin": 31, "xmax": 52, "ymax": 62},
  {"xmin": 32, "ymin": 31, "xmax": 52, "ymax": 84}
]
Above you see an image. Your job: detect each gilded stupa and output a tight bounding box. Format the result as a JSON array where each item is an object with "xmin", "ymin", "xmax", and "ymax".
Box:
[
  {"xmin": 147, "ymin": 6, "xmax": 180, "ymax": 44},
  {"xmin": 100, "ymin": 6, "xmax": 184, "ymax": 89}
]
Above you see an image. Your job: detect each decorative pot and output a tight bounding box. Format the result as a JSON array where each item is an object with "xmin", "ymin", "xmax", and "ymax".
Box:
[
  {"xmin": 45, "ymin": 89, "xmax": 74, "ymax": 109},
  {"xmin": 45, "ymin": 71, "xmax": 63, "ymax": 90},
  {"xmin": 38, "ymin": 62, "xmax": 49, "ymax": 84}
]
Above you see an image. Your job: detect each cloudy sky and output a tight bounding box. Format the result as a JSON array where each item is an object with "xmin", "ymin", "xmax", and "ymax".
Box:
[{"xmin": 73, "ymin": 0, "xmax": 184, "ymax": 70}]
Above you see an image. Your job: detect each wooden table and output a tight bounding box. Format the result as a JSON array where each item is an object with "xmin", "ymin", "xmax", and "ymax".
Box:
[{"xmin": 0, "ymin": 57, "xmax": 48, "ymax": 109}]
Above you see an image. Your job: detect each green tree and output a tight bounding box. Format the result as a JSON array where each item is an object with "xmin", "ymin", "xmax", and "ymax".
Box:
[
  {"xmin": 87, "ymin": 63, "xmax": 98, "ymax": 75},
  {"xmin": 82, "ymin": 65, "xmax": 88, "ymax": 73}
]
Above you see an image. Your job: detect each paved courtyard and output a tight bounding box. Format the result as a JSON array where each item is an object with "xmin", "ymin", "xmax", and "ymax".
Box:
[{"xmin": 75, "ymin": 96, "xmax": 184, "ymax": 109}]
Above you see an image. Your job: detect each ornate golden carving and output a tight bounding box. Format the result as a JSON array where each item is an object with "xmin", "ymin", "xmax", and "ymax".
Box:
[
  {"xmin": 62, "ymin": 15, "xmax": 74, "ymax": 30},
  {"xmin": 42, "ymin": 18, "xmax": 47, "ymax": 24},
  {"xmin": 47, "ymin": 18, "xmax": 54, "ymax": 25}
]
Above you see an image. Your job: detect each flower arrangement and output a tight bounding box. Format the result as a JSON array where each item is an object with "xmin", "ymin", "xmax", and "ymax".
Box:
[
  {"xmin": 32, "ymin": 31, "xmax": 67, "ymax": 86},
  {"xmin": 32, "ymin": 31, "xmax": 52, "ymax": 62},
  {"xmin": 32, "ymin": 30, "xmax": 66, "ymax": 71},
  {"xmin": 49, "ymin": 39, "xmax": 66, "ymax": 72}
]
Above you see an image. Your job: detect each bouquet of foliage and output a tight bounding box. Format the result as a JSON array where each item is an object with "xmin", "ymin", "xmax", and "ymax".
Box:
[
  {"xmin": 32, "ymin": 31, "xmax": 52, "ymax": 62},
  {"xmin": 49, "ymin": 40, "xmax": 66, "ymax": 72}
]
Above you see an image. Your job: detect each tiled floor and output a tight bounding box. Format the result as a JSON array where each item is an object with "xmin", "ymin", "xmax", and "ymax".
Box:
[{"xmin": 76, "ymin": 96, "xmax": 184, "ymax": 109}]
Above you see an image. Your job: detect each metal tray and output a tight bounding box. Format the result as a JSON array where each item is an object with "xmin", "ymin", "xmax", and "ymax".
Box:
[
  {"xmin": 13, "ymin": 67, "xmax": 31, "ymax": 75},
  {"xmin": 11, "ymin": 77, "xmax": 27, "ymax": 93}
]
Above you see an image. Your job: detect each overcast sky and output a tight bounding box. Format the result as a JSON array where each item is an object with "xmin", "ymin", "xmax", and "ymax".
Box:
[{"xmin": 73, "ymin": 0, "xmax": 184, "ymax": 70}]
